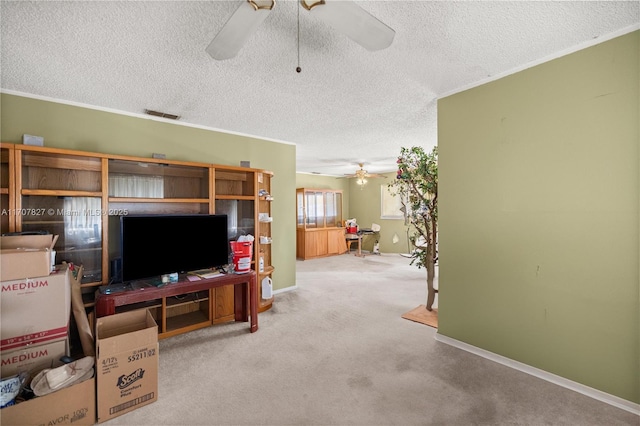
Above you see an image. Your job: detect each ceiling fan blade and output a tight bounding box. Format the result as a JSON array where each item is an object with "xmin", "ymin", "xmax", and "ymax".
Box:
[
  {"xmin": 206, "ymin": 0, "xmax": 275, "ymax": 60},
  {"xmin": 302, "ymin": 0, "xmax": 395, "ymax": 51}
]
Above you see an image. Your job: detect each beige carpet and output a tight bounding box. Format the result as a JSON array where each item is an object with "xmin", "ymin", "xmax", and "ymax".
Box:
[
  {"xmin": 402, "ymin": 305, "xmax": 438, "ymax": 329},
  {"xmin": 103, "ymin": 254, "xmax": 637, "ymax": 426}
]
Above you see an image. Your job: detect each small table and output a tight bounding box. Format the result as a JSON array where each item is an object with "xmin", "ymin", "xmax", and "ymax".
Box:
[
  {"xmin": 358, "ymin": 228, "xmax": 380, "ymax": 255},
  {"xmin": 95, "ymin": 271, "xmax": 258, "ymax": 338},
  {"xmin": 345, "ymin": 233, "xmax": 364, "ymax": 257}
]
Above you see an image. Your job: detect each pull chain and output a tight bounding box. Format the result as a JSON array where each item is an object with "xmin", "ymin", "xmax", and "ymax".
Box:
[{"xmin": 296, "ymin": 1, "xmax": 301, "ymax": 73}]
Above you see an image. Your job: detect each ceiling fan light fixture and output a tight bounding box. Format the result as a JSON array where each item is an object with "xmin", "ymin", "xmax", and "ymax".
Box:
[
  {"xmin": 342, "ymin": 162, "xmax": 386, "ymax": 187},
  {"xmin": 355, "ymin": 164, "xmax": 368, "ymax": 188}
]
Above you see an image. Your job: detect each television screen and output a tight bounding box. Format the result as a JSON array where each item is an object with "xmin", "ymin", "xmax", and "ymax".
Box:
[{"xmin": 120, "ymin": 214, "xmax": 229, "ymax": 282}]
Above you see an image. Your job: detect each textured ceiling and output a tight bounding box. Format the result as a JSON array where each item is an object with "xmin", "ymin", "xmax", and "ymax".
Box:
[{"xmin": 1, "ymin": 1, "xmax": 638, "ymax": 176}]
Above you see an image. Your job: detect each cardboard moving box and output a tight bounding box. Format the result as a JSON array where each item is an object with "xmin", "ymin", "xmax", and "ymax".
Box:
[
  {"xmin": 0, "ymin": 234, "xmax": 58, "ymax": 281},
  {"xmin": 0, "ymin": 249, "xmax": 52, "ymax": 282},
  {"xmin": 0, "ymin": 338, "xmax": 68, "ymax": 378},
  {"xmin": 0, "ymin": 376, "xmax": 95, "ymax": 425},
  {"xmin": 0, "ymin": 265, "xmax": 71, "ymax": 351},
  {"xmin": 96, "ymin": 309, "xmax": 158, "ymax": 423}
]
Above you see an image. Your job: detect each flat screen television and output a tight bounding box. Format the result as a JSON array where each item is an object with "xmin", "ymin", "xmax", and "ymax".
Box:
[{"xmin": 120, "ymin": 214, "xmax": 229, "ymax": 282}]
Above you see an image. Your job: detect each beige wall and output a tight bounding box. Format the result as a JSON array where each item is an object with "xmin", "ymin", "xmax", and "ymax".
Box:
[
  {"xmin": 438, "ymin": 31, "xmax": 639, "ymax": 403},
  {"xmin": 1, "ymin": 93, "xmax": 297, "ymax": 292}
]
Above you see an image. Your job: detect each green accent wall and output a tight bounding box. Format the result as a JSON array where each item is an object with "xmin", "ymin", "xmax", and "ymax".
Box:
[
  {"xmin": 347, "ymin": 173, "xmax": 411, "ymax": 254},
  {"xmin": 295, "ymin": 173, "xmax": 350, "ymax": 191},
  {"xmin": 0, "ymin": 93, "xmax": 297, "ymax": 292},
  {"xmin": 438, "ymin": 31, "xmax": 639, "ymax": 403}
]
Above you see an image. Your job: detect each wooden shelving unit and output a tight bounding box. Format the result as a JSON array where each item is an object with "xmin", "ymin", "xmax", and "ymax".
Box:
[
  {"xmin": 0, "ymin": 144, "xmax": 16, "ymax": 234},
  {"xmin": 0, "ymin": 143, "xmax": 275, "ymax": 322},
  {"xmin": 296, "ymin": 188, "xmax": 346, "ymax": 260},
  {"xmin": 257, "ymin": 171, "xmax": 274, "ymax": 311}
]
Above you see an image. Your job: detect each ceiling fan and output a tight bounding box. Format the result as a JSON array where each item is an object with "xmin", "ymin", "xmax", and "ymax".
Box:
[
  {"xmin": 206, "ymin": 0, "xmax": 395, "ymax": 61},
  {"xmin": 344, "ymin": 163, "xmax": 387, "ymax": 187}
]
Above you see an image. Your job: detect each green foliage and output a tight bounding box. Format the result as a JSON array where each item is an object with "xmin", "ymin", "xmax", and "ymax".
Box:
[{"xmin": 388, "ymin": 146, "xmax": 438, "ymax": 269}]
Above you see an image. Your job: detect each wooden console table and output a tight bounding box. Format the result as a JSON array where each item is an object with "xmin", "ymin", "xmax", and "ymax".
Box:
[{"xmin": 95, "ymin": 271, "xmax": 258, "ymax": 339}]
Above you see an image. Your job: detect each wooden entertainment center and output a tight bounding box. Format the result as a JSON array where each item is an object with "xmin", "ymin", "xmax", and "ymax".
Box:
[
  {"xmin": 0, "ymin": 143, "xmax": 275, "ymax": 335},
  {"xmin": 94, "ymin": 271, "xmax": 258, "ymax": 339}
]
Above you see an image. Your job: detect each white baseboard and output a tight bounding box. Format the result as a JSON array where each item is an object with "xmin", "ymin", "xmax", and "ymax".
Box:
[
  {"xmin": 273, "ymin": 285, "xmax": 297, "ymax": 295},
  {"xmin": 435, "ymin": 333, "xmax": 640, "ymax": 416}
]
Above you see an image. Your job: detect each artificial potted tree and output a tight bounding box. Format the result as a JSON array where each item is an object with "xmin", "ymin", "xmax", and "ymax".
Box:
[{"xmin": 388, "ymin": 146, "xmax": 438, "ymax": 312}]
